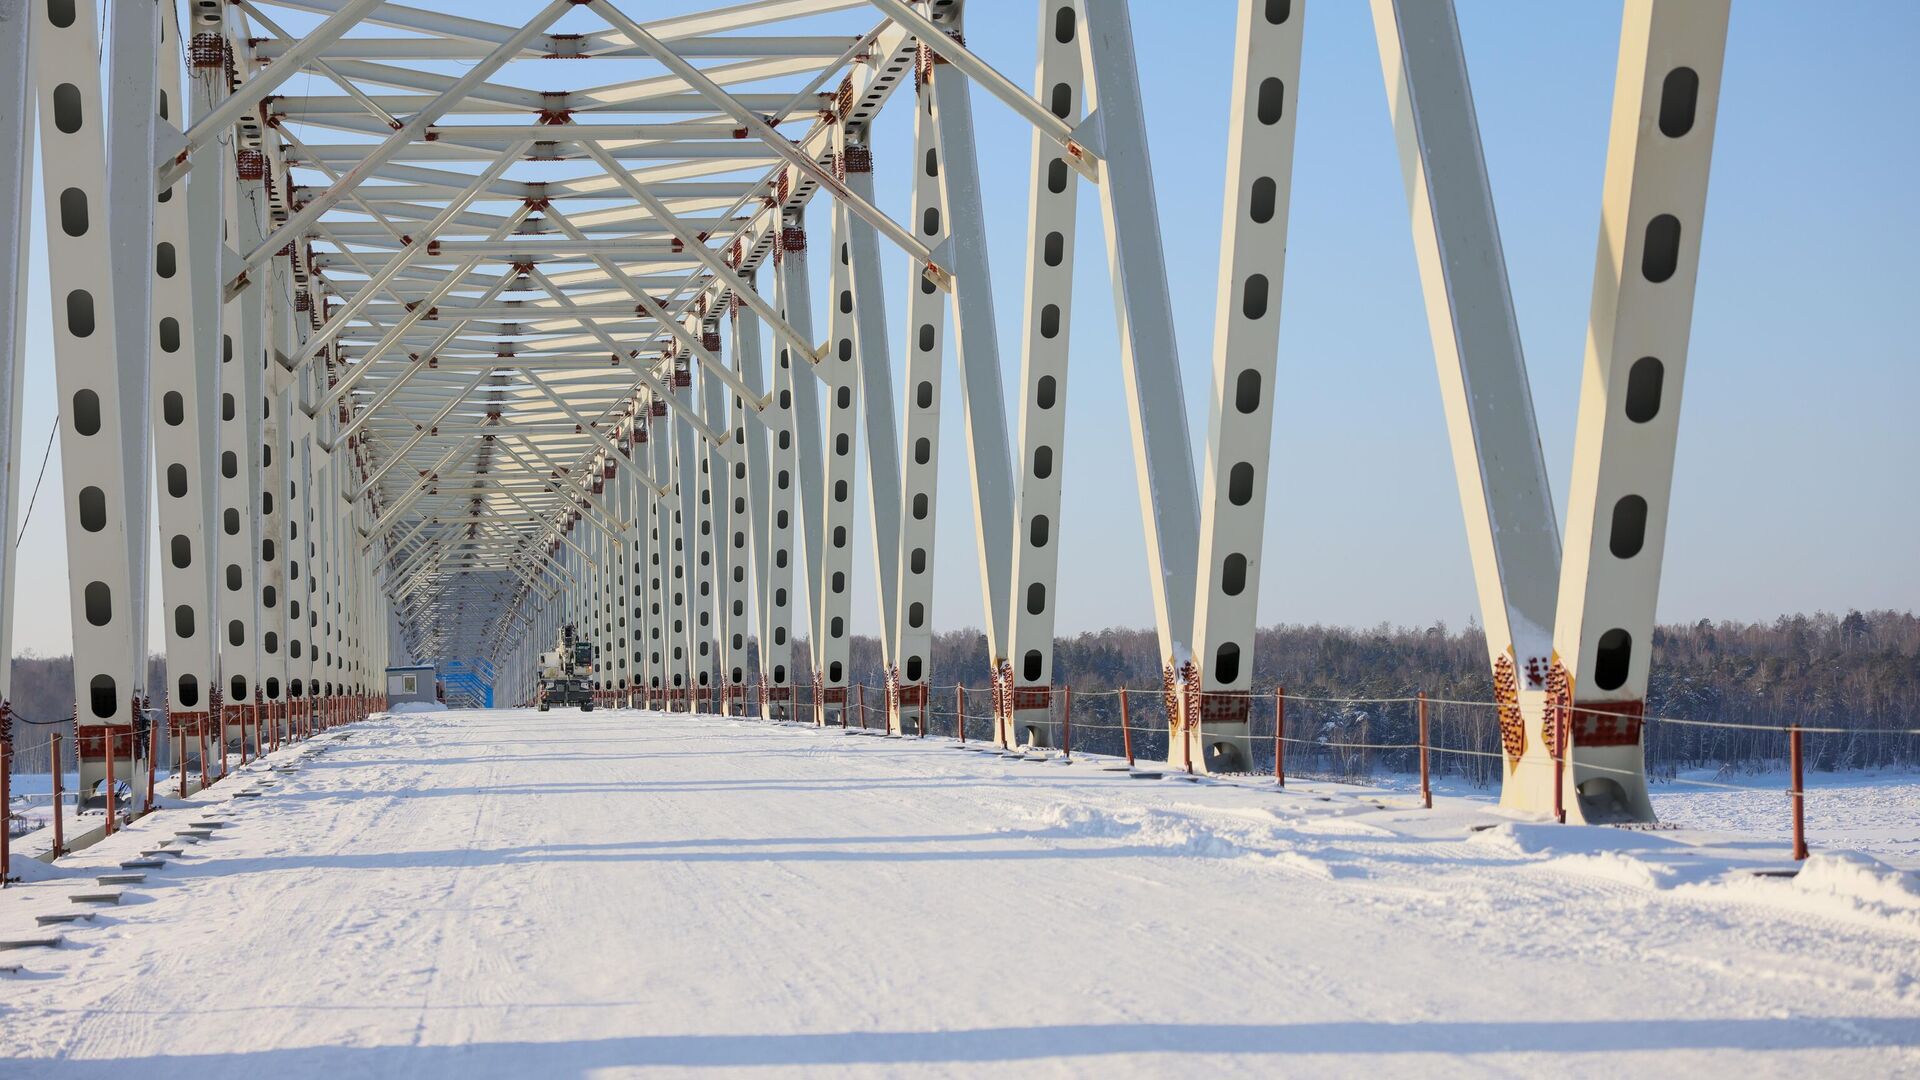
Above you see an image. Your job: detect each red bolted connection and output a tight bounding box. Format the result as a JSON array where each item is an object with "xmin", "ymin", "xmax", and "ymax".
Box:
[{"xmin": 189, "ymin": 33, "xmax": 228, "ymax": 69}]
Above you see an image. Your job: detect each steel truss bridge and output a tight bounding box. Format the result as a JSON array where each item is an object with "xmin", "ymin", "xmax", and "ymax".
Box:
[{"xmin": 0, "ymin": 0, "xmax": 1728, "ymax": 824}]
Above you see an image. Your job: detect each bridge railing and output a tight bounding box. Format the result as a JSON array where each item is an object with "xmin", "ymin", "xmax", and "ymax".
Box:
[{"xmin": 660, "ymin": 683, "xmax": 1914, "ymax": 866}]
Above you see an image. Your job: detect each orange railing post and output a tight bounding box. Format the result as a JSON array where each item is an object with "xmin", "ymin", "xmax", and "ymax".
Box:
[
  {"xmin": 1553, "ymin": 702, "xmax": 1567, "ymax": 825},
  {"xmin": 1, "ymin": 711, "xmax": 12, "ymax": 882},
  {"xmin": 1273, "ymin": 687, "xmax": 1285, "ymax": 788},
  {"xmin": 1418, "ymin": 690, "xmax": 1431, "ymax": 809},
  {"xmin": 1790, "ymin": 725, "xmax": 1808, "ymax": 860},
  {"xmin": 146, "ymin": 716, "xmax": 159, "ymax": 812},
  {"xmin": 1120, "ymin": 689, "xmax": 1134, "ymax": 768},
  {"xmin": 105, "ymin": 729, "xmax": 117, "ymax": 836},
  {"xmin": 50, "ymin": 732, "xmax": 64, "ymax": 857},
  {"xmin": 1061, "ymin": 686, "xmax": 1072, "ymax": 762}
]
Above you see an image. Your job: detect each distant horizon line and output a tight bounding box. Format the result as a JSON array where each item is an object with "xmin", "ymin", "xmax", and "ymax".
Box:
[{"xmin": 8, "ymin": 607, "xmax": 1910, "ymax": 663}]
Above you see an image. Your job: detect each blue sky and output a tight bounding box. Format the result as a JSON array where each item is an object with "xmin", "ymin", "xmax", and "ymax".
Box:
[{"xmin": 9, "ymin": 1, "xmax": 1917, "ymax": 657}]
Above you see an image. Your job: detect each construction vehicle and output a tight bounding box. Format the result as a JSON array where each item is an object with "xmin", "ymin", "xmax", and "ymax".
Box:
[{"xmin": 537, "ymin": 624, "xmax": 596, "ymax": 711}]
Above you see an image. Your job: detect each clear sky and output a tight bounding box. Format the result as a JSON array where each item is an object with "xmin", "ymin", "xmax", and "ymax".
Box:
[{"xmin": 8, "ymin": 1, "xmax": 1917, "ymax": 659}]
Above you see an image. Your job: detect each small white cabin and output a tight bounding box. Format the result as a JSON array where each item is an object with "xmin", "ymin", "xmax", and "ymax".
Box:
[{"xmin": 386, "ymin": 665, "xmax": 439, "ymax": 706}]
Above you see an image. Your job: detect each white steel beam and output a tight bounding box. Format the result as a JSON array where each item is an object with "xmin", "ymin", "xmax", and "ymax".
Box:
[
  {"xmin": 702, "ymin": 332, "xmax": 746, "ymax": 708},
  {"xmin": 729, "ymin": 290, "xmax": 776, "ymax": 715},
  {"xmin": 841, "ymin": 127, "xmax": 900, "ymax": 679},
  {"xmin": 1372, "ymin": 0, "xmax": 1563, "ymax": 801},
  {"xmin": 151, "ymin": 0, "xmax": 223, "ymax": 742},
  {"xmin": 105, "ymin": 0, "xmax": 161, "ymax": 699},
  {"xmin": 585, "ymin": 0, "xmax": 949, "ymax": 287},
  {"xmin": 1187, "ymin": 0, "xmax": 1305, "ymax": 773},
  {"xmin": 576, "ymin": 142, "xmax": 828, "ymax": 369},
  {"xmin": 672, "ymin": 379, "xmax": 703, "ymax": 704},
  {"xmin": 164, "ymin": 0, "xmax": 386, "ymax": 186},
  {"xmin": 925, "ymin": 20, "xmax": 1017, "ymax": 676},
  {"xmin": 813, "ymin": 161, "xmax": 862, "ymax": 724},
  {"xmin": 775, "ymin": 214, "xmax": 829, "ymax": 724},
  {"xmin": 1003, "ymin": 0, "xmax": 1084, "ymax": 750},
  {"xmin": 760, "ymin": 259, "xmax": 803, "ymax": 719},
  {"xmin": 889, "ymin": 77, "xmax": 948, "ymax": 731},
  {"xmin": 869, "ymin": 0, "xmax": 1100, "ymax": 182},
  {"xmin": 1077, "ymin": 0, "xmax": 1203, "ymax": 701},
  {"xmin": 0, "ymin": 0, "xmax": 33, "ymax": 717},
  {"xmin": 228, "ymin": 0, "xmax": 577, "ymax": 295},
  {"xmin": 217, "ymin": 167, "xmax": 272, "ymax": 753},
  {"xmin": 34, "ymin": 0, "xmax": 143, "ymax": 792},
  {"xmin": 1551, "ymin": 0, "xmax": 1729, "ymax": 824}
]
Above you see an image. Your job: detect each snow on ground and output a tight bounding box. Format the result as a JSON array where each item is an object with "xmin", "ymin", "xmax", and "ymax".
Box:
[
  {"xmin": 1, "ymin": 708, "xmax": 1916, "ymax": 1077},
  {"xmin": 1652, "ymin": 768, "xmax": 1920, "ymax": 861}
]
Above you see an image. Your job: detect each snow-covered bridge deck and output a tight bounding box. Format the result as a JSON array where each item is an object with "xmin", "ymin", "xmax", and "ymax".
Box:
[{"xmin": 2, "ymin": 709, "xmax": 1916, "ymax": 1077}]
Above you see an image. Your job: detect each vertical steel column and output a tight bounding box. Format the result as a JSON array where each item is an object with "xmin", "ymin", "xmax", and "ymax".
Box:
[
  {"xmin": 152, "ymin": 1, "xmax": 220, "ymax": 754},
  {"xmin": 652, "ymin": 389, "xmax": 685, "ymax": 703},
  {"xmin": 603, "ymin": 462, "xmax": 619, "ymax": 703},
  {"xmin": 761, "ymin": 234, "xmax": 805, "ymax": 720},
  {"xmin": 1371, "ymin": 0, "xmax": 1564, "ymax": 812},
  {"xmin": 33, "ymin": 0, "xmax": 142, "ymax": 795},
  {"xmin": 214, "ymin": 129, "xmax": 268, "ymax": 753},
  {"xmin": 186, "ymin": 21, "xmax": 229, "ymax": 733},
  {"xmin": 587, "ymin": 515, "xmax": 603, "ymax": 701},
  {"xmin": 259, "ymin": 369, "xmax": 291, "ymax": 740},
  {"xmin": 1005, "ymin": 0, "xmax": 1085, "ymax": 750},
  {"xmin": 603, "ymin": 501, "xmax": 616, "ymax": 704},
  {"xmin": 1077, "ymin": 0, "xmax": 1204, "ymax": 729},
  {"xmin": 602, "ymin": 486, "xmax": 618, "ymax": 699},
  {"xmin": 292, "ymin": 420, "xmax": 317, "ymax": 735},
  {"xmin": 730, "ymin": 289, "xmax": 780, "ymax": 716},
  {"xmin": 316, "ymin": 432, "xmax": 337, "ymax": 724},
  {"xmin": 672, "ymin": 361, "xmax": 704, "ymax": 709},
  {"xmin": 0, "ymin": 0, "xmax": 35, "ymax": 732},
  {"xmin": 924, "ymin": 15, "xmax": 1017, "ymax": 688},
  {"xmin": 1552, "ymin": 0, "xmax": 1729, "ymax": 824},
  {"xmin": 890, "ymin": 76, "xmax": 949, "ymax": 734},
  {"xmin": 815, "ymin": 136, "xmax": 864, "ymax": 725},
  {"xmin": 641, "ymin": 418, "xmax": 663, "ymax": 704},
  {"xmin": 840, "ymin": 125, "xmax": 901, "ymax": 725},
  {"xmin": 633, "ymin": 440, "xmax": 656, "ymax": 707},
  {"xmin": 1188, "ymin": 0, "xmax": 1306, "ymax": 773},
  {"xmin": 702, "ymin": 325, "xmax": 743, "ymax": 713},
  {"xmin": 345, "ymin": 511, "xmax": 364, "ymax": 716},
  {"xmin": 616, "ymin": 429, "xmax": 636, "ymax": 703},
  {"xmin": 340, "ymin": 514, "xmax": 357, "ymax": 720},
  {"xmin": 104, "ymin": 0, "xmax": 160, "ymax": 703},
  {"xmin": 775, "ymin": 208, "xmax": 828, "ymax": 725}
]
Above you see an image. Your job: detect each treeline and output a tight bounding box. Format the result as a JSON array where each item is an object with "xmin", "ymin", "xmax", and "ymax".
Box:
[
  {"xmin": 809, "ymin": 610, "xmax": 1920, "ymax": 782},
  {"xmin": 9, "ymin": 611, "xmax": 1916, "ymax": 781},
  {"xmin": 4, "ymin": 655, "xmax": 168, "ymax": 772}
]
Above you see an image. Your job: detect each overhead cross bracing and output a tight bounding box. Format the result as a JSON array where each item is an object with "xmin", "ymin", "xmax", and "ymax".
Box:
[
  {"xmin": 0, "ymin": 0, "xmax": 1729, "ymax": 827},
  {"xmin": 269, "ymin": 0, "xmax": 948, "ymax": 710}
]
